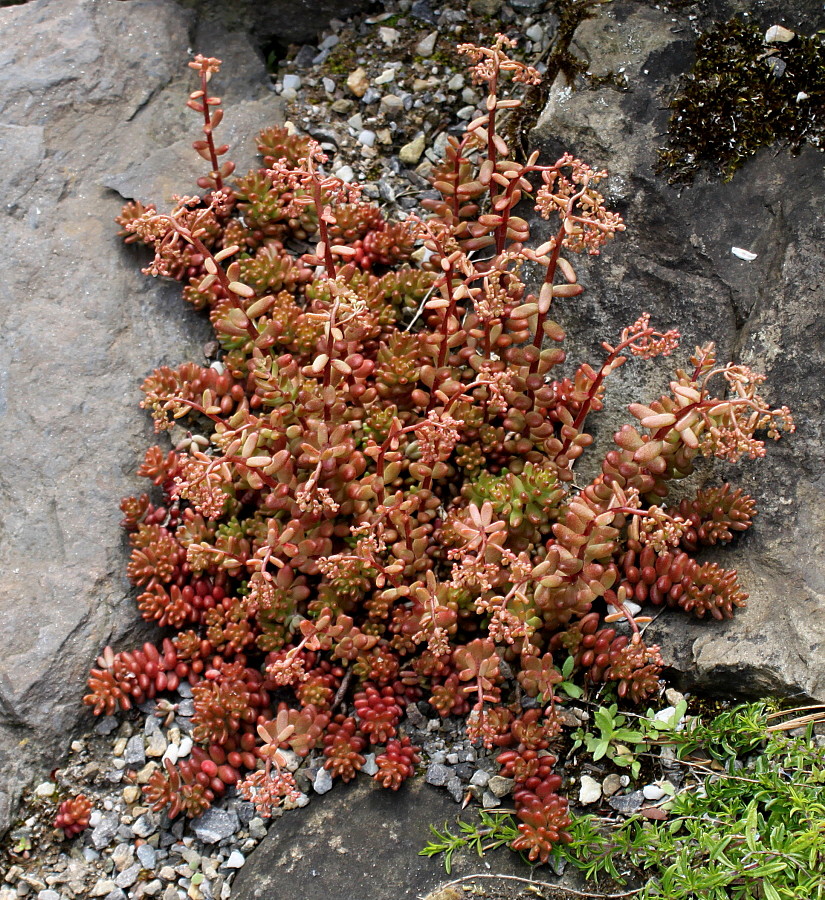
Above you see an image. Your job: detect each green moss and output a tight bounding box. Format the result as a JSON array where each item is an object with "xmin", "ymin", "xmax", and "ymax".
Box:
[
  {"xmin": 325, "ymin": 43, "xmax": 358, "ymax": 76},
  {"xmin": 658, "ymin": 18, "xmax": 825, "ymax": 183}
]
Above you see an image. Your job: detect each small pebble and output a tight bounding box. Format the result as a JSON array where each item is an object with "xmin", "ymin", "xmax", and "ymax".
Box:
[
  {"xmin": 115, "ymin": 864, "xmax": 141, "ymax": 889},
  {"xmin": 643, "ymin": 783, "xmax": 667, "ymax": 801},
  {"xmin": 137, "ymin": 844, "xmax": 157, "ymax": 869},
  {"xmin": 445, "ymin": 776, "xmax": 464, "ymax": 803},
  {"xmin": 487, "ymin": 775, "xmax": 515, "ymax": 798},
  {"xmin": 145, "ymin": 732, "xmax": 167, "ymax": 758},
  {"xmin": 357, "ymin": 130, "xmax": 376, "ymax": 148},
  {"xmin": 609, "ymin": 790, "xmax": 645, "ymax": 815},
  {"xmin": 379, "ymin": 94, "xmax": 404, "ymax": 116},
  {"xmin": 425, "ymin": 763, "xmax": 451, "ymax": 787},
  {"xmin": 191, "ymin": 809, "xmax": 239, "ymax": 845},
  {"xmin": 361, "ymin": 753, "xmax": 378, "ymax": 776},
  {"xmin": 224, "ymin": 851, "xmax": 245, "ymax": 869},
  {"xmin": 346, "ymin": 67, "xmax": 369, "ymax": 98},
  {"xmin": 313, "ymin": 768, "xmax": 333, "ymax": 795},
  {"xmin": 470, "ymin": 770, "xmax": 490, "ymax": 788},
  {"xmin": 578, "ymin": 775, "xmax": 602, "ymax": 804},
  {"xmin": 379, "ymin": 26, "xmax": 400, "ymax": 46},
  {"xmin": 124, "ymin": 735, "xmax": 146, "ymax": 766},
  {"xmin": 415, "ymin": 31, "xmax": 438, "ymax": 57},
  {"xmin": 248, "ymin": 818, "xmax": 267, "ymax": 841},
  {"xmin": 95, "ymin": 717, "xmax": 119, "ymax": 736},
  {"xmin": 602, "ymin": 774, "xmax": 622, "ymax": 797},
  {"xmin": 131, "ymin": 814, "xmax": 157, "ymax": 838}
]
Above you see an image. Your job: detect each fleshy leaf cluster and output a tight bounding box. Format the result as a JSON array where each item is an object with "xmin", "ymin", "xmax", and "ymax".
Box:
[{"xmin": 90, "ymin": 42, "xmax": 793, "ymax": 861}]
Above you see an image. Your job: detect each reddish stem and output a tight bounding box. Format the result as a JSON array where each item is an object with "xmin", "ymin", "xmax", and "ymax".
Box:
[{"xmin": 198, "ymin": 70, "xmax": 223, "ymax": 192}]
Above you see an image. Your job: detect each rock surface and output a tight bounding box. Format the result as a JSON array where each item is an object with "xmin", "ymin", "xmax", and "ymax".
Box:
[
  {"xmin": 529, "ymin": 0, "xmax": 825, "ymax": 701},
  {"xmin": 230, "ymin": 778, "xmax": 529, "ymax": 900}
]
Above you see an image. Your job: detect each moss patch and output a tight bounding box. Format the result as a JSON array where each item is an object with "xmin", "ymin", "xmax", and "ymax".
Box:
[{"xmin": 657, "ymin": 17, "xmax": 825, "ymax": 183}]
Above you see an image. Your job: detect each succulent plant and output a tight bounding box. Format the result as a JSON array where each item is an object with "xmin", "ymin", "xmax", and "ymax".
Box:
[{"xmin": 82, "ymin": 42, "xmax": 793, "ymax": 861}]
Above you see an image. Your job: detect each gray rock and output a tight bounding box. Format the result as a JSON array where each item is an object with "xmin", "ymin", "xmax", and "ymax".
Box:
[
  {"xmin": 469, "ymin": 769, "xmax": 489, "ymax": 788},
  {"xmin": 608, "ymin": 790, "xmax": 644, "ymax": 815},
  {"xmin": 137, "ymin": 844, "xmax": 157, "ymax": 870},
  {"xmin": 191, "ymin": 808, "xmax": 240, "ymax": 844},
  {"xmin": 231, "ymin": 778, "xmax": 530, "ymax": 900},
  {"xmin": 291, "ymin": 46, "xmax": 316, "ymax": 69},
  {"xmin": 487, "ymin": 775, "xmax": 515, "ymax": 798},
  {"xmin": 0, "ymin": 0, "xmax": 284, "ymax": 838},
  {"xmin": 114, "ymin": 864, "xmax": 141, "ymax": 889},
  {"xmin": 91, "ymin": 814, "xmax": 120, "ymax": 851},
  {"xmin": 415, "ymin": 31, "xmax": 438, "ymax": 58},
  {"xmin": 425, "ymin": 762, "xmax": 450, "ymax": 787},
  {"xmin": 131, "ymin": 814, "xmax": 157, "ymax": 839},
  {"xmin": 445, "ymin": 775, "xmax": 464, "ymax": 803},
  {"xmin": 248, "ymin": 818, "xmax": 267, "ymax": 841},
  {"xmin": 94, "ymin": 717, "xmax": 119, "ymax": 736},
  {"xmin": 124, "ymin": 735, "xmax": 146, "ymax": 767},
  {"xmin": 111, "ymin": 842, "xmax": 135, "ymax": 872}
]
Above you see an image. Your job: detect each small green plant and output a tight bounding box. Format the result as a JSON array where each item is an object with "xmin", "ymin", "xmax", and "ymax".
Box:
[
  {"xmin": 421, "ymin": 811, "xmax": 520, "ymax": 874},
  {"xmin": 565, "ymin": 711, "xmax": 825, "ymax": 898},
  {"xmin": 423, "ymin": 703, "xmax": 825, "ymax": 898},
  {"xmin": 571, "ymin": 702, "xmax": 649, "ymax": 778}
]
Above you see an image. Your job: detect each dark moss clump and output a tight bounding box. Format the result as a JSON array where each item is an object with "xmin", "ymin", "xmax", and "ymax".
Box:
[{"xmin": 657, "ymin": 18, "xmax": 825, "ymax": 183}]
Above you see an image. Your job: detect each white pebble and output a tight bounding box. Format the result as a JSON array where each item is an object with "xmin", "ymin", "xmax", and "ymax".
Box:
[
  {"xmin": 643, "ymin": 783, "xmax": 667, "ymax": 801},
  {"xmin": 379, "ymin": 27, "xmax": 400, "ymax": 46},
  {"xmin": 224, "ymin": 850, "xmax": 245, "ymax": 869},
  {"xmin": 162, "ymin": 744, "xmax": 179, "ymax": 765},
  {"xmin": 764, "ymin": 25, "xmax": 795, "ymax": 42},
  {"xmin": 578, "ymin": 775, "xmax": 602, "ymax": 804},
  {"xmin": 282, "ymin": 74, "xmax": 302, "ymax": 91}
]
